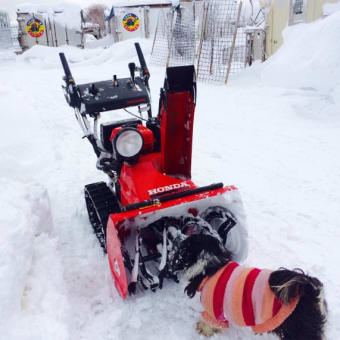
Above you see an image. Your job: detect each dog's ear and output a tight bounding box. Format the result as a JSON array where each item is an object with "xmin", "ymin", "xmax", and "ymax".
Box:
[
  {"xmin": 269, "ymin": 269, "xmax": 324, "ymax": 304},
  {"xmin": 193, "ymin": 234, "xmax": 232, "ymax": 262},
  {"xmin": 169, "ymin": 234, "xmax": 232, "ymax": 277},
  {"xmin": 270, "ymin": 269, "xmax": 327, "ymax": 340},
  {"xmin": 184, "ymin": 274, "xmax": 205, "ymax": 298},
  {"xmin": 203, "ymin": 235, "xmax": 229, "ymax": 257}
]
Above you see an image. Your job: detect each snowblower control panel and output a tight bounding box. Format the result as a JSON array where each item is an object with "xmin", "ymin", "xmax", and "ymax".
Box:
[
  {"xmin": 77, "ymin": 77, "xmax": 149, "ymax": 115},
  {"xmin": 59, "ymin": 43, "xmax": 151, "ymax": 116}
]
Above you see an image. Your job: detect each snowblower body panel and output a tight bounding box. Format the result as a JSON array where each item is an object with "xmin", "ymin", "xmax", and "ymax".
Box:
[
  {"xmin": 118, "ymin": 153, "xmax": 195, "ymax": 206},
  {"xmin": 160, "ymin": 91, "xmax": 195, "ymax": 179},
  {"xmin": 159, "ymin": 65, "xmax": 196, "ymax": 179}
]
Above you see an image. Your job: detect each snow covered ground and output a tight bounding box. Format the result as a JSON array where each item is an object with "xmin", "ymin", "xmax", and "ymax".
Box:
[{"xmin": 1, "ymin": 10, "xmax": 339, "ymax": 340}]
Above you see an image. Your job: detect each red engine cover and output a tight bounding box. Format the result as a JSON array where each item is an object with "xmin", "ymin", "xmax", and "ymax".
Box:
[
  {"xmin": 137, "ymin": 125, "xmax": 154, "ymax": 153},
  {"xmin": 118, "ymin": 152, "xmax": 196, "ymax": 206}
]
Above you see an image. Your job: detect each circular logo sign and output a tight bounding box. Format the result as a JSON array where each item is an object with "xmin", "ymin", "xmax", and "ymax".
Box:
[
  {"xmin": 122, "ymin": 13, "xmax": 140, "ymax": 32},
  {"xmin": 26, "ymin": 18, "xmax": 45, "ymax": 38}
]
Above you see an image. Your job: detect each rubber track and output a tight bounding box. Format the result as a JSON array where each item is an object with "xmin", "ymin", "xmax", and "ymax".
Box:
[{"xmin": 84, "ymin": 181, "xmax": 120, "ymax": 251}]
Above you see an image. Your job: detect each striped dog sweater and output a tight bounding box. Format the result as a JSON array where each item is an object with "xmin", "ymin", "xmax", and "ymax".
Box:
[{"xmin": 198, "ymin": 262, "xmax": 299, "ymax": 333}]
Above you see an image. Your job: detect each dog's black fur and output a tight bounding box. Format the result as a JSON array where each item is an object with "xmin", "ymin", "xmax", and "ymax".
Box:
[{"xmin": 169, "ymin": 234, "xmax": 327, "ymax": 340}]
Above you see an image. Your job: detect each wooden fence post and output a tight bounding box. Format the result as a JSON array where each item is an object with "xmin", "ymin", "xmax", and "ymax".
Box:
[{"xmin": 224, "ymin": 1, "xmax": 242, "ymax": 84}]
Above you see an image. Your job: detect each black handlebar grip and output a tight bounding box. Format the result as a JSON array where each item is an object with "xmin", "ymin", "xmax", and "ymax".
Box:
[
  {"xmin": 128, "ymin": 62, "xmax": 136, "ymax": 83},
  {"xmin": 59, "ymin": 52, "xmax": 72, "ymax": 79},
  {"xmin": 134, "ymin": 43, "xmax": 149, "ymax": 77}
]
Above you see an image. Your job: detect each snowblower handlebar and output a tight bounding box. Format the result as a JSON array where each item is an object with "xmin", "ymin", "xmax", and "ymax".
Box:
[
  {"xmin": 59, "ymin": 52, "xmax": 73, "ymax": 81},
  {"xmin": 135, "ymin": 43, "xmax": 150, "ymax": 86},
  {"xmin": 59, "ymin": 52, "xmax": 80, "ymax": 109}
]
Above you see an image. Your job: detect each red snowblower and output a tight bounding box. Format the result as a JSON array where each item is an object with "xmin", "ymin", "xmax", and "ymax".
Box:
[{"xmin": 59, "ymin": 43, "xmax": 248, "ymax": 299}]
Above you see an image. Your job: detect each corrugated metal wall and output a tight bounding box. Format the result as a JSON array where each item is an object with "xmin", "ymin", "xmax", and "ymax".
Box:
[{"xmin": 17, "ymin": 12, "xmax": 83, "ymax": 50}]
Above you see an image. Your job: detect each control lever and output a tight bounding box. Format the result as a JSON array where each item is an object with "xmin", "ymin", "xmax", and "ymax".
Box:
[
  {"xmin": 112, "ymin": 75, "xmax": 118, "ymax": 87},
  {"xmin": 89, "ymin": 83, "xmax": 98, "ymax": 95},
  {"xmin": 128, "ymin": 62, "xmax": 136, "ymax": 86}
]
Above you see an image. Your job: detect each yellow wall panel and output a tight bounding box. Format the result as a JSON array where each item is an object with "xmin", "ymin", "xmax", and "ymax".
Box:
[{"xmin": 265, "ymin": 0, "xmax": 340, "ymax": 56}]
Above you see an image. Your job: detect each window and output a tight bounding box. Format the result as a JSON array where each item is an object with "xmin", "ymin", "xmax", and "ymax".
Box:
[{"xmin": 293, "ymin": 0, "xmax": 304, "ymax": 15}]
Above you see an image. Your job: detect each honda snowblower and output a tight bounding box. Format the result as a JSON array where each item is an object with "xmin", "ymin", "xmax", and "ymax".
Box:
[{"xmin": 59, "ymin": 43, "xmax": 248, "ymax": 299}]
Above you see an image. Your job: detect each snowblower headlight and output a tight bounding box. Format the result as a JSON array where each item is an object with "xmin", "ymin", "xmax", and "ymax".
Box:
[{"xmin": 113, "ymin": 128, "xmax": 143, "ymax": 159}]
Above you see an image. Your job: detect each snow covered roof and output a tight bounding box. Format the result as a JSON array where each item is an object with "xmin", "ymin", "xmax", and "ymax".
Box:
[
  {"xmin": 112, "ymin": 0, "xmax": 171, "ymax": 7},
  {"xmin": 16, "ymin": 2, "xmax": 82, "ymax": 30}
]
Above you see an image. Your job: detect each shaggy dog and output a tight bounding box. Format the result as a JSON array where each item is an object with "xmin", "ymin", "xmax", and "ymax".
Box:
[{"xmin": 169, "ymin": 234, "xmax": 327, "ymax": 340}]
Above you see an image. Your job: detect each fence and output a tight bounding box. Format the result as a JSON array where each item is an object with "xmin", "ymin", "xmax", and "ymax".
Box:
[
  {"xmin": 151, "ymin": 0, "xmax": 247, "ymax": 84},
  {"xmin": 151, "ymin": 3, "xmax": 196, "ymax": 67},
  {"xmin": 0, "ymin": 25, "xmax": 20, "ymax": 50}
]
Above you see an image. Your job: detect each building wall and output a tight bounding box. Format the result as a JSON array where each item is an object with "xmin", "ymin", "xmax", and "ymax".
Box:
[
  {"xmin": 265, "ymin": 0, "xmax": 290, "ymax": 56},
  {"xmin": 305, "ymin": 0, "xmax": 337, "ymax": 22},
  {"xmin": 109, "ymin": 5, "xmax": 171, "ymax": 42},
  {"xmin": 17, "ymin": 12, "xmax": 83, "ymax": 50},
  {"xmin": 265, "ymin": 0, "xmax": 339, "ymax": 56}
]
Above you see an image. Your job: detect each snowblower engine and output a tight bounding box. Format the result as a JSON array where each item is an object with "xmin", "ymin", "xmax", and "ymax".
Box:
[{"xmin": 59, "ymin": 43, "xmax": 248, "ymax": 298}]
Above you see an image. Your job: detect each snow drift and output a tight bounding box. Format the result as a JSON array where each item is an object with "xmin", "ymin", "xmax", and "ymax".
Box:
[
  {"xmin": 261, "ymin": 11, "xmax": 340, "ymax": 94},
  {"xmin": 0, "ymin": 181, "xmax": 70, "ymax": 340}
]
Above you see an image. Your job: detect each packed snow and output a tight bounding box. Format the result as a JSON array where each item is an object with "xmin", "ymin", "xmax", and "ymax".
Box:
[{"xmin": 1, "ymin": 9, "xmax": 340, "ymax": 340}]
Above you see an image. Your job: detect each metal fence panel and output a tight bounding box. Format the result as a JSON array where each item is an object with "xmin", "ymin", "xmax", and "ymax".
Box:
[
  {"xmin": 151, "ymin": 2, "xmax": 195, "ymax": 67},
  {"xmin": 0, "ymin": 27, "xmax": 12, "ymax": 49},
  {"xmin": 0, "ymin": 26, "xmax": 20, "ymax": 50},
  {"xmin": 151, "ymin": 0, "xmax": 247, "ymax": 84}
]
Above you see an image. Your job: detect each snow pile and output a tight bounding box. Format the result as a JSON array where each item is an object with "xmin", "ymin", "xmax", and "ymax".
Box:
[
  {"xmin": 19, "ymin": 44, "xmax": 100, "ymax": 68},
  {"xmin": 0, "ymin": 181, "xmax": 69, "ymax": 339},
  {"xmin": 85, "ymin": 34, "xmax": 115, "ymax": 49},
  {"xmin": 0, "ymin": 50, "xmax": 16, "ymax": 64},
  {"xmin": 113, "ymin": 0, "xmax": 170, "ymax": 5},
  {"xmin": 261, "ymin": 11, "xmax": 340, "ymax": 93},
  {"xmin": 323, "ymin": 1, "xmax": 340, "ymax": 15},
  {"xmin": 18, "ymin": 38, "xmax": 152, "ymax": 71},
  {"xmin": 16, "ymin": 2, "xmax": 82, "ymax": 30},
  {"xmin": 0, "ymin": 181, "xmax": 35, "ymax": 332}
]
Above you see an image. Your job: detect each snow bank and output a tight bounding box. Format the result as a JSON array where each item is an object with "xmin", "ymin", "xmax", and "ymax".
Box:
[
  {"xmin": 261, "ymin": 11, "xmax": 340, "ymax": 93},
  {"xmin": 0, "ymin": 50, "xmax": 16, "ymax": 63},
  {"xmin": 323, "ymin": 1, "xmax": 340, "ymax": 15},
  {"xmin": 0, "ymin": 180, "xmax": 70, "ymax": 339},
  {"xmin": 18, "ymin": 38, "xmax": 152, "ymax": 72},
  {"xmin": 19, "ymin": 44, "xmax": 100, "ymax": 68},
  {"xmin": 0, "ymin": 180, "xmax": 35, "ymax": 331},
  {"xmin": 113, "ymin": 0, "xmax": 170, "ymax": 6},
  {"xmin": 85, "ymin": 34, "xmax": 115, "ymax": 49}
]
